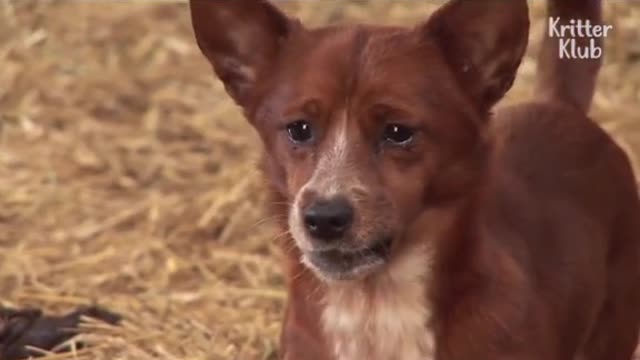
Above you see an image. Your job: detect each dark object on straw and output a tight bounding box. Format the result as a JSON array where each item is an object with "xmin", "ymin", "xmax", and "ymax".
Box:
[{"xmin": 0, "ymin": 306, "xmax": 121, "ymax": 360}]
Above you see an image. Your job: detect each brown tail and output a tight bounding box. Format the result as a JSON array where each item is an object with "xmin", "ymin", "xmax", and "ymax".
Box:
[{"xmin": 535, "ymin": 0, "xmax": 603, "ymax": 113}]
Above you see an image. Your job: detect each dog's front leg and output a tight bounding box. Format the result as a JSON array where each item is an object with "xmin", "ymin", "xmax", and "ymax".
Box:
[
  {"xmin": 280, "ymin": 299, "xmax": 332, "ymax": 360},
  {"xmin": 280, "ymin": 305, "xmax": 331, "ymax": 360},
  {"xmin": 279, "ymin": 259, "xmax": 332, "ymax": 360}
]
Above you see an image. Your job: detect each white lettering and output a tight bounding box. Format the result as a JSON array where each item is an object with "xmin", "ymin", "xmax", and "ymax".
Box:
[
  {"xmin": 590, "ymin": 39, "xmax": 602, "ymax": 58},
  {"xmin": 559, "ymin": 39, "xmax": 572, "ymax": 59},
  {"xmin": 549, "ymin": 17, "xmax": 561, "ymax": 38}
]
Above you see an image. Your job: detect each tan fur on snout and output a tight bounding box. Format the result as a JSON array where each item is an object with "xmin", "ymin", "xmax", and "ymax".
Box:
[{"xmin": 289, "ymin": 112, "xmax": 396, "ymax": 259}]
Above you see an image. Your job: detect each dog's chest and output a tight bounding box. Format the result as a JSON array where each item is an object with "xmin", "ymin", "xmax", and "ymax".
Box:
[{"xmin": 322, "ymin": 247, "xmax": 435, "ymax": 360}]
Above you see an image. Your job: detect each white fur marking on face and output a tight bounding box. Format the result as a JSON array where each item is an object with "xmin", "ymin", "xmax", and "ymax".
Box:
[
  {"xmin": 288, "ymin": 112, "xmax": 353, "ymax": 252},
  {"xmin": 322, "ymin": 244, "xmax": 436, "ymax": 360},
  {"xmin": 314, "ymin": 113, "xmax": 349, "ymax": 197}
]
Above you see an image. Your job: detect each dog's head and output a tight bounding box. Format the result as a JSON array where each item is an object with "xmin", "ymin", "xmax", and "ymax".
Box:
[{"xmin": 191, "ymin": 0, "xmax": 528, "ymax": 281}]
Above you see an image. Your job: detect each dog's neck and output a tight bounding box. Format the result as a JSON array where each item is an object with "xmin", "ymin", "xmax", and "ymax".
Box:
[{"xmin": 321, "ymin": 243, "xmax": 435, "ymax": 360}]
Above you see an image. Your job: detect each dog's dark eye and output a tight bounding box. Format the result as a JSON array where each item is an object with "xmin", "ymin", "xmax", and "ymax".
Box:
[
  {"xmin": 383, "ymin": 124, "xmax": 414, "ymax": 146},
  {"xmin": 287, "ymin": 120, "xmax": 313, "ymax": 144}
]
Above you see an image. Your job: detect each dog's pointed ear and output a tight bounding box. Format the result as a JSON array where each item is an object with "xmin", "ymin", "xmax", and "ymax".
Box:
[
  {"xmin": 422, "ymin": 0, "xmax": 529, "ymax": 113},
  {"xmin": 189, "ymin": 0, "xmax": 297, "ymax": 108}
]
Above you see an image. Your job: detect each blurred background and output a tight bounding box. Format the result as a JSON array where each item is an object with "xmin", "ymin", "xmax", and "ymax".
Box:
[{"xmin": 0, "ymin": 1, "xmax": 638, "ymax": 359}]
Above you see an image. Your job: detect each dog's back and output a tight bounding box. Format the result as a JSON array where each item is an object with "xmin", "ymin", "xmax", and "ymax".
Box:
[
  {"xmin": 481, "ymin": 0, "xmax": 640, "ymax": 357},
  {"xmin": 482, "ymin": 103, "xmax": 640, "ymax": 358}
]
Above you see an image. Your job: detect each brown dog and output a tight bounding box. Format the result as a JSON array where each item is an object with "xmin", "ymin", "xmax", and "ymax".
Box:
[{"xmin": 189, "ymin": 0, "xmax": 640, "ymax": 359}]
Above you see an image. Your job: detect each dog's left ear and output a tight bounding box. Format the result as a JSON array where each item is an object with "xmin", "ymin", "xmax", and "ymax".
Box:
[{"xmin": 422, "ymin": 0, "xmax": 529, "ymax": 113}]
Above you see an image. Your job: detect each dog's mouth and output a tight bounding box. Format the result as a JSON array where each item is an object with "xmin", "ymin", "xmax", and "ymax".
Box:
[{"xmin": 303, "ymin": 237, "xmax": 393, "ymax": 281}]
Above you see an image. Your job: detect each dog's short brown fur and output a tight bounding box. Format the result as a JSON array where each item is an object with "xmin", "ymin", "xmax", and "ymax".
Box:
[{"xmin": 189, "ymin": 0, "xmax": 640, "ymax": 359}]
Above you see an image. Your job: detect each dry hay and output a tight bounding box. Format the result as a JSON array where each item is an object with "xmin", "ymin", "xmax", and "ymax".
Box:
[{"xmin": 0, "ymin": 1, "xmax": 639, "ymax": 359}]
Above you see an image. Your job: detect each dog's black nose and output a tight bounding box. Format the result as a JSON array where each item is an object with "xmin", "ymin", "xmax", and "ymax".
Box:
[{"xmin": 303, "ymin": 197, "xmax": 354, "ymax": 241}]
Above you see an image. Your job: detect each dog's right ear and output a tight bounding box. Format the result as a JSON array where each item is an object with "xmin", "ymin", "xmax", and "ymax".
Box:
[{"xmin": 189, "ymin": 0, "xmax": 297, "ymax": 108}]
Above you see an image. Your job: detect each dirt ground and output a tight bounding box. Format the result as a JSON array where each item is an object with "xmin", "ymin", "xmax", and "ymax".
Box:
[{"xmin": 0, "ymin": 1, "xmax": 639, "ymax": 359}]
